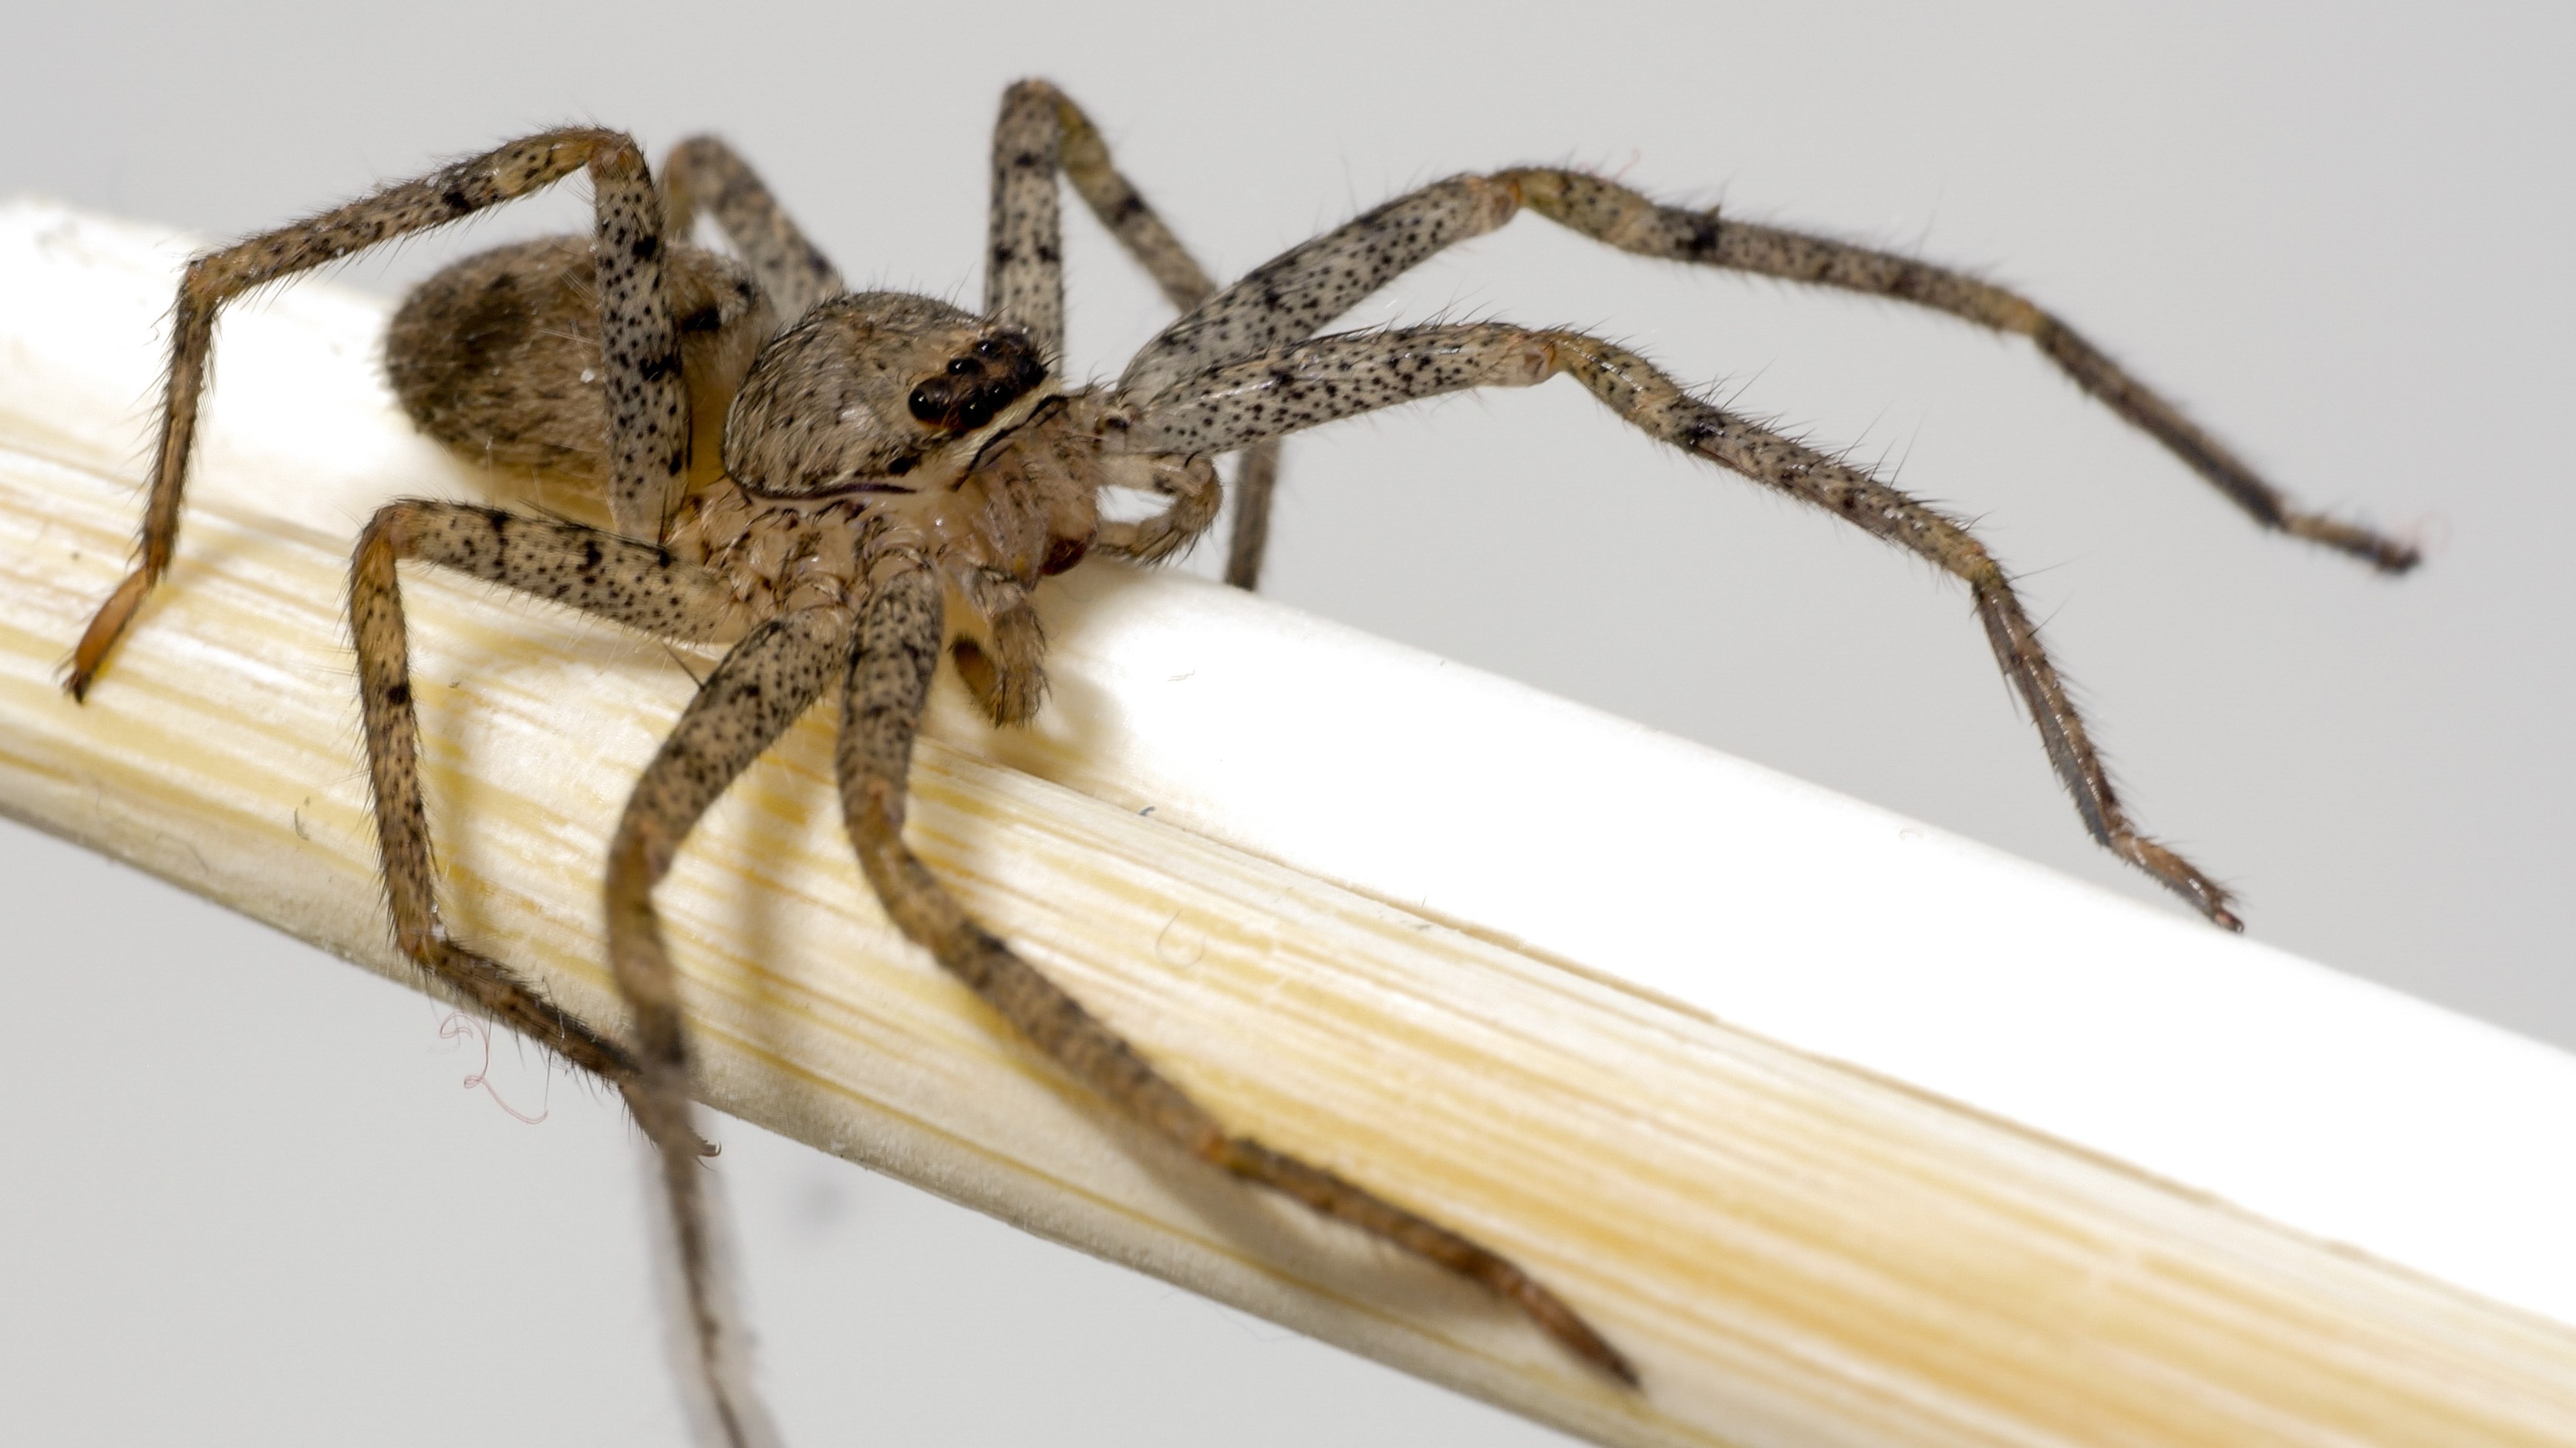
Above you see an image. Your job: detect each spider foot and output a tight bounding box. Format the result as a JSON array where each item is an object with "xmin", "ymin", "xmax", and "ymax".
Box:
[
  {"xmin": 64, "ymin": 565, "xmax": 157, "ymax": 701},
  {"xmin": 2122, "ymin": 836, "xmax": 2243, "ymax": 931},
  {"xmin": 2285, "ymin": 512, "xmax": 2423, "ymax": 575}
]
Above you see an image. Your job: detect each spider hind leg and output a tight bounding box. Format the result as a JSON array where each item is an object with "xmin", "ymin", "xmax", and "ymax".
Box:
[
  {"xmin": 69, "ymin": 129, "xmax": 690, "ymax": 699},
  {"xmin": 352, "ymin": 499, "xmax": 771, "ymax": 1436}
]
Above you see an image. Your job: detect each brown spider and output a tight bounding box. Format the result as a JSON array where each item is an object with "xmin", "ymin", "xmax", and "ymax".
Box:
[{"xmin": 62, "ymin": 79, "xmax": 2416, "ymax": 1443}]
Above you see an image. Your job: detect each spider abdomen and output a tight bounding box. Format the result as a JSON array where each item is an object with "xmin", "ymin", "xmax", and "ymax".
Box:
[{"xmin": 386, "ymin": 236, "xmax": 772, "ymax": 491}]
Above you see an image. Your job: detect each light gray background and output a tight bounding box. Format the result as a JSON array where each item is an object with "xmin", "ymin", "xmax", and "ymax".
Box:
[{"xmin": 4, "ymin": 2, "xmax": 2568, "ymax": 1443}]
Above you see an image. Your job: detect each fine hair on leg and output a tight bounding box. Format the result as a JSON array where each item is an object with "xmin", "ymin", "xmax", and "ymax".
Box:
[
  {"xmin": 69, "ymin": 128, "xmax": 691, "ymax": 699},
  {"xmin": 352, "ymin": 499, "xmax": 777, "ymax": 1436},
  {"xmin": 835, "ymin": 555, "xmax": 1638, "ymax": 1384},
  {"xmin": 661, "ymin": 136, "xmax": 846, "ymax": 323},
  {"xmin": 1119, "ymin": 322, "xmax": 2241, "ymax": 926},
  {"xmin": 1121, "ymin": 167, "xmax": 2416, "ymax": 575},
  {"xmin": 990, "ymin": 79, "xmax": 1287, "ymax": 585},
  {"xmin": 606, "ymin": 606, "xmax": 851, "ymax": 1448}
]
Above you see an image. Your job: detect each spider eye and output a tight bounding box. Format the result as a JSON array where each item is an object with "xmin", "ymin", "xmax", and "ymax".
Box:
[{"xmin": 906, "ymin": 335, "xmax": 1045, "ymax": 436}]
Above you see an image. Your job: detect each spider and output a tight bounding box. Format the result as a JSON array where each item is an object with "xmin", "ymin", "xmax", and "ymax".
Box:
[{"xmin": 61, "ymin": 79, "xmax": 2416, "ymax": 1444}]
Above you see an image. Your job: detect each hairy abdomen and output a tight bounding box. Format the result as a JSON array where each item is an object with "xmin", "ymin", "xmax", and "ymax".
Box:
[{"xmin": 386, "ymin": 236, "xmax": 772, "ymax": 495}]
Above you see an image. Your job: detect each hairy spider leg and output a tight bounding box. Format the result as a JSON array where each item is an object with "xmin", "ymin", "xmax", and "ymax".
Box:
[
  {"xmin": 607, "ymin": 606, "xmax": 852, "ymax": 1448},
  {"xmin": 354, "ymin": 498, "xmax": 769, "ymax": 1440},
  {"xmin": 349, "ymin": 499, "xmax": 750, "ymax": 1082},
  {"xmin": 1502, "ymin": 170, "xmax": 2417, "ymax": 572},
  {"xmin": 1121, "ymin": 171, "xmax": 2418, "ymax": 579},
  {"xmin": 1117, "ymin": 323, "xmax": 2241, "ymax": 928},
  {"xmin": 663, "ymin": 136, "xmax": 846, "ymax": 323},
  {"xmin": 837, "ymin": 558, "xmax": 1638, "ymax": 1386},
  {"xmin": 69, "ymin": 129, "xmax": 689, "ymax": 699},
  {"xmin": 989, "ymin": 79, "xmax": 1285, "ymax": 587}
]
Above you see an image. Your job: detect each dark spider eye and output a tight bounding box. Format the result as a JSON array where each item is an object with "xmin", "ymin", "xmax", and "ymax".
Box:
[
  {"xmin": 907, "ymin": 383, "xmax": 942, "ymax": 422},
  {"xmin": 973, "ymin": 338, "xmax": 1005, "ymax": 358},
  {"xmin": 958, "ymin": 396, "xmax": 995, "ymax": 429},
  {"xmin": 947, "ymin": 356, "xmax": 979, "ymax": 374}
]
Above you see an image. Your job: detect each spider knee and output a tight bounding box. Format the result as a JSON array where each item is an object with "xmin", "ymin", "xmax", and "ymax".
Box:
[{"xmin": 579, "ymin": 133, "xmax": 652, "ymax": 193}]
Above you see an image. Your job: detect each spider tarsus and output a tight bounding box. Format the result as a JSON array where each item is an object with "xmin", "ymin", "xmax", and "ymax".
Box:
[
  {"xmin": 2286, "ymin": 512, "xmax": 2423, "ymax": 575},
  {"xmin": 2124, "ymin": 837, "xmax": 2242, "ymax": 931},
  {"xmin": 64, "ymin": 565, "xmax": 155, "ymax": 700}
]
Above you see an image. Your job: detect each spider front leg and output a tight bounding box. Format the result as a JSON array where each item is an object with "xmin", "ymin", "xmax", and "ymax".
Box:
[
  {"xmin": 351, "ymin": 500, "xmax": 770, "ymax": 1440},
  {"xmin": 1123, "ymin": 168, "xmax": 2418, "ymax": 576},
  {"xmin": 349, "ymin": 503, "xmax": 755, "ymax": 1053},
  {"xmin": 1500, "ymin": 170, "xmax": 2421, "ymax": 572},
  {"xmin": 838, "ymin": 556, "xmax": 1637, "ymax": 1384},
  {"xmin": 604, "ymin": 605, "xmax": 851, "ymax": 1448},
  {"xmin": 1118, "ymin": 325, "xmax": 2242, "ymax": 928},
  {"xmin": 70, "ymin": 128, "xmax": 689, "ymax": 698},
  {"xmin": 988, "ymin": 79, "xmax": 1285, "ymax": 585}
]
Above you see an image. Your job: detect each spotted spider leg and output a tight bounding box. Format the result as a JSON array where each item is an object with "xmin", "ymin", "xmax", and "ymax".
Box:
[
  {"xmin": 352, "ymin": 499, "xmax": 779, "ymax": 1444},
  {"xmin": 661, "ymin": 136, "xmax": 847, "ymax": 323},
  {"xmin": 1122, "ymin": 170, "xmax": 2419, "ymax": 578},
  {"xmin": 986, "ymin": 79, "xmax": 1286, "ymax": 586},
  {"xmin": 605, "ymin": 607, "xmax": 855, "ymax": 1448},
  {"xmin": 68, "ymin": 127, "xmax": 689, "ymax": 699},
  {"xmin": 837, "ymin": 557, "xmax": 1638, "ymax": 1386},
  {"xmin": 1115, "ymin": 322, "xmax": 2240, "ymax": 928}
]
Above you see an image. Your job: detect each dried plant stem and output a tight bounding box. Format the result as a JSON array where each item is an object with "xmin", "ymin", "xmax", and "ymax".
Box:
[{"xmin": 3, "ymin": 200, "xmax": 2573, "ymax": 1447}]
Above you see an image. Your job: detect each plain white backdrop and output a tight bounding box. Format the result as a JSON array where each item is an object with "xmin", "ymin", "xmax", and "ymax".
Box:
[{"xmin": 4, "ymin": 2, "xmax": 2569, "ymax": 1443}]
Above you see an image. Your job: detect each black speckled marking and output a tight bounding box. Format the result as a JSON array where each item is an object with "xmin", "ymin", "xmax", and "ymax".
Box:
[
  {"xmin": 1123, "ymin": 176, "xmax": 1516, "ymax": 401},
  {"xmin": 986, "ymin": 83, "xmax": 1067, "ymax": 354},
  {"xmin": 830, "ymin": 557, "xmax": 1634, "ymax": 1386},
  {"xmin": 662, "ymin": 135, "xmax": 846, "ymax": 322},
  {"xmin": 588, "ymin": 138, "xmax": 689, "ymax": 542},
  {"xmin": 69, "ymin": 128, "xmax": 642, "ymax": 695},
  {"xmin": 1128, "ymin": 319, "xmax": 2239, "ymax": 927}
]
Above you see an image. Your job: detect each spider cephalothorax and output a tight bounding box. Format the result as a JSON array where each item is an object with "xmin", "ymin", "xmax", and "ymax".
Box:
[{"xmin": 62, "ymin": 79, "xmax": 2415, "ymax": 1446}]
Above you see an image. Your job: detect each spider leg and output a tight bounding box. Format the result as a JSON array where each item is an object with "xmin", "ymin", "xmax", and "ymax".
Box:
[
  {"xmin": 946, "ymin": 565, "xmax": 1050, "ymax": 726},
  {"xmin": 603, "ymin": 605, "xmax": 848, "ymax": 1448},
  {"xmin": 661, "ymin": 136, "xmax": 846, "ymax": 323},
  {"xmin": 70, "ymin": 129, "xmax": 688, "ymax": 699},
  {"xmin": 1118, "ymin": 324, "xmax": 2242, "ymax": 928},
  {"xmin": 354, "ymin": 501, "xmax": 767, "ymax": 1439},
  {"xmin": 348, "ymin": 500, "xmax": 750, "ymax": 1081},
  {"xmin": 1120, "ymin": 170, "xmax": 2416, "ymax": 574},
  {"xmin": 989, "ymin": 79, "xmax": 1285, "ymax": 587},
  {"xmin": 836, "ymin": 555, "xmax": 1637, "ymax": 1385},
  {"xmin": 1089, "ymin": 453, "xmax": 1223, "ymax": 566}
]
